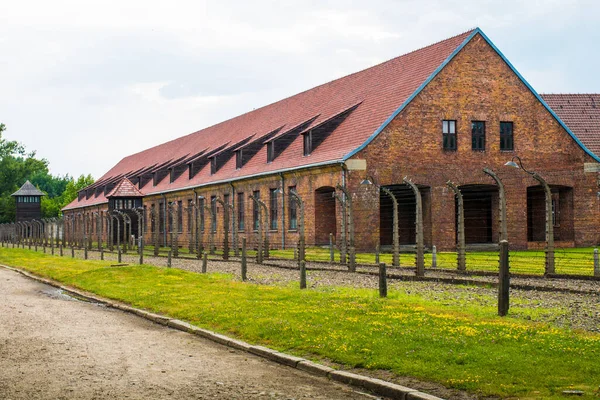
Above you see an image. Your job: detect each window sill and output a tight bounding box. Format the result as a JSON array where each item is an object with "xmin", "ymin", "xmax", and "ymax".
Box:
[{"xmin": 288, "ymin": 229, "xmax": 298, "ymax": 233}]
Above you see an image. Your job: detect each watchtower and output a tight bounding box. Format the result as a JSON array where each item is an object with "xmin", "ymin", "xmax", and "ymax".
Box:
[{"xmin": 11, "ymin": 180, "xmax": 45, "ymax": 222}]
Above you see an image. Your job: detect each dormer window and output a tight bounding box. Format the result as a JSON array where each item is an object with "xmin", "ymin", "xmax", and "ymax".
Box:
[
  {"xmin": 210, "ymin": 157, "xmax": 217, "ymax": 175},
  {"xmin": 236, "ymin": 150, "xmax": 243, "ymax": 170},
  {"xmin": 303, "ymin": 131, "xmax": 312, "ymax": 156},
  {"xmin": 267, "ymin": 141, "xmax": 274, "ymax": 163}
]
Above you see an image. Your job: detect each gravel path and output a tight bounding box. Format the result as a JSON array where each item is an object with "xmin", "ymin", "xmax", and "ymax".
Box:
[{"xmin": 0, "ymin": 267, "xmax": 382, "ymax": 400}]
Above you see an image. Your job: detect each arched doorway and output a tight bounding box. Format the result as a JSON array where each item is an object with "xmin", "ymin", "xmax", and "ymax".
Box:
[
  {"xmin": 457, "ymin": 184, "xmax": 498, "ymax": 244},
  {"xmin": 314, "ymin": 186, "xmax": 336, "ymax": 245},
  {"xmin": 379, "ymin": 184, "xmax": 431, "ymax": 247},
  {"xmin": 527, "ymin": 185, "xmax": 573, "ymax": 242}
]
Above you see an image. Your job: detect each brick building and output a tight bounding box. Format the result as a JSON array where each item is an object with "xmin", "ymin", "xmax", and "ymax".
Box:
[{"xmin": 63, "ymin": 28, "xmax": 600, "ymax": 251}]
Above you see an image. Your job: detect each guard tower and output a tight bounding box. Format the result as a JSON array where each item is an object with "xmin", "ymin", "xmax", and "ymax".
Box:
[{"xmin": 11, "ymin": 180, "xmax": 45, "ymax": 222}]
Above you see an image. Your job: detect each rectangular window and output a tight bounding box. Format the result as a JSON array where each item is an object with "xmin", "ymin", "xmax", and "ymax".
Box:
[
  {"xmin": 143, "ymin": 205, "xmax": 148, "ymax": 232},
  {"xmin": 199, "ymin": 197, "xmax": 205, "ymax": 232},
  {"xmin": 159, "ymin": 202, "xmax": 165, "ymax": 233},
  {"xmin": 252, "ymin": 190, "xmax": 260, "ymax": 231},
  {"xmin": 500, "ymin": 121, "xmax": 514, "ymax": 151},
  {"xmin": 167, "ymin": 202, "xmax": 173, "ymax": 232},
  {"xmin": 442, "ymin": 120, "xmax": 456, "ymax": 151},
  {"xmin": 471, "ymin": 121, "xmax": 485, "ymax": 151},
  {"xmin": 267, "ymin": 141, "xmax": 274, "ymax": 163},
  {"xmin": 237, "ymin": 192, "xmax": 245, "ymax": 231},
  {"xmin": 288, "ymin": 186, "xmax": 297, "ymax": 230},
  {"xmin": 151, "ymin": 204, "xmax": 156, "ymax": 233},
  {"xmin": 187, "ymin": 199, "xmax": 193, "ymax": 233},
  {"xmin": 269, "ymin": 188, "xmax": 278, "ymax": 230},
  {"xmin": 552, "ymin": 198, "xmax": 559, "ymax": 227},
  {"xmin": 211, "ymin": 196, "xmax": 217, "ymax": 233},
  {"xmin": 177, "ymin": 200, "xmax": 183, "ymax": 233},
  {"xmin": 303, "ymin": 132, "xmax": 311, "ymax": 156}
]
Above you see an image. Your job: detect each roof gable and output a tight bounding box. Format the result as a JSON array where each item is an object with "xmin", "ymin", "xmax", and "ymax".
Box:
[
  {"xmin": 11, "ymin": 180, "xmax": 45, "ymax": 197},
  {"xmin": 106, "ymin": 178, "xmax": 144, "ymax": 198}
]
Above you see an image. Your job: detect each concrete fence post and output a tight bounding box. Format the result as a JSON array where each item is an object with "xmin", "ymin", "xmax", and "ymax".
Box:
[
  {"xmin": 59, "ymin": 244, "xmax": 63, "ymax": 257},
  {"xmin": 498, "ymin": 240, "xmax": 510, "ymax": 317},
  {"xmin": 432, "ymin": 245, "xmax": 437, "ymax": 268},
  {"xmin": 100, "ymin": 247, "xmax": 104, "ymax": 261},
  {"xmin": 167, "ymin": 250, "xmax": 172, "ymax": 268},
  {"xmin": 379, "ymin": 263, "xmax": 387, "ymax": 298},
  {"xmin": 84, "ymin": 239, "xmax": 88, "ymax": 260},
  {"xmin": 375, "ymin": 244, "xmax": 380, "ymax": 265},
  {"xmin": 403, "ymin": 178, "xmax": 424, "ymax": 277},
  {"xmin": 594, "ymin": 248, "xmax": 599, "ymax": 277},
  {"xmin": 202, "ymin": 252, "xmax": 207, "ymax": 273},
  {"xmin": 447, "ymin": 181, "xmax": 466, "ymax": 272},
  {"xmin": 71, "ymin": 245, "xmax": 74, "ymax": 258},
  {"xmin": 329, "ymin": 233, "xmax": 334, "ymax": 263},
  {"xmin": 241, "ymin": 237, "xmax": 247, "ymax": 281}
]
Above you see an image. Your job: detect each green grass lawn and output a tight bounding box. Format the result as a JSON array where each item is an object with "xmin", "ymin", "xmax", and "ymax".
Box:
[{"xmin": 1, "ymin": 247, "xmax": 598, "ymax": 399}]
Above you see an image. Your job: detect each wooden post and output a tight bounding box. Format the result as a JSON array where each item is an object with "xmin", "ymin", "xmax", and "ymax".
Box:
[
  {"xmin": 241, "ymin": 237, "xmax": 247, "ymax": 281},
  {"xmin": 118, "ymin": 246, "xmax": 122, "ymax": 263},
  {"xmin": 100, "ymin": 247, "xmax": 104, "ymax": 261},
  {"xmin": 299, "ymin": 260, "xmax": 306, "ymax": 289},
  {"xmin": 59, "ymin": 244, "xmax": 63, "ymax": 257},
  {"xmin": 379, "ymin": 263, "xmax": 387, "ymax": 298},
  {"xmin": 498, "ymin": 240, "xmax": 510, "ymax": 316},
  {"xmin": 84, "ymin": 241, "xmax": 88, "ymax": 260},
  {"xmin": 71, "ymin": 246, "xmax": 74, "ymax": 258},
  {"xmin": 202, "ymin": 252, "xmax": 207, "ymax": 273},
  {"xmin": 167, "ymin": 250, "xmax": 172, "ymax": 268},
  {"xmin": 375, "ymin": 244, "xmax": 380, "ymax": 265},
  {"xmin": 43, "ymin": 244, "xmax": 46, "ymax": 254},
  {"xmin": 138, "ymin": 237, "xmax": 143, "ymax": 265},
  {"xmin": 594, "ymin": 248, "xmax": 599, "ymax": 277},
  {"xmin": 432, "ymin": 245, "xmax": 437, "ymax": 268}
]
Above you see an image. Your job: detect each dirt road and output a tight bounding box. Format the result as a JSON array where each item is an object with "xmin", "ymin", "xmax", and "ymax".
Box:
[{"xmin": 0, "ymin": 267, "xmax": 379, "ymax": 399}]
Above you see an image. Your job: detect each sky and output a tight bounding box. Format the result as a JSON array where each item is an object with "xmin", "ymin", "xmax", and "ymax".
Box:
[{"xmin": 1, "ymin": 0, "xmax": 599, "ymax": 179}]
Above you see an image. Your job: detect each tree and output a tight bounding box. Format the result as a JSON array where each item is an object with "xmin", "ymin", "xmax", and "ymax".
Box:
[{"xmin": 0, "ymin": 124, "xmax": 94, "ymax": 221}]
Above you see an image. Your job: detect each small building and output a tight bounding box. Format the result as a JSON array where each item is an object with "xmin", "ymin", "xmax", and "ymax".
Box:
[{"xmin": 12, "ymin": 180, "xmax": 45, "ymax": 222}]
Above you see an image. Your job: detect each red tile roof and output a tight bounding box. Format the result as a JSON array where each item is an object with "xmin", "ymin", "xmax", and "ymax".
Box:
[
  {"xmin": 63, "ymin": 29, "xmax": 477, "ymax": 211},
  {"xmin": 106, "ymin": 178, "xmax": 144, "ymax": 198},
  {"xmin": 541, "ymin": 94, "xmax": 600, "ymax": 157}
]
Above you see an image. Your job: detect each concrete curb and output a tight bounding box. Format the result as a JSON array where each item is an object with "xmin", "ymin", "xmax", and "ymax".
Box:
[{"xmin": 2, "ymin": 264, "xmax": 445, "ymax": 400}]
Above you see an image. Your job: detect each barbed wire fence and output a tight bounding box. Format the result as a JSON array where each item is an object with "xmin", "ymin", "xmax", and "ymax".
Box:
[{"xmin": 2, "ymin": 167, "xmax": 600, "ymax": 286}]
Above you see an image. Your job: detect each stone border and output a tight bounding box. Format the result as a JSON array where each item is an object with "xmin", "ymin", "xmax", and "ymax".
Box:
[{"xmin": 2, "ymin": 264, "xmax": 445, "ymax": 400}]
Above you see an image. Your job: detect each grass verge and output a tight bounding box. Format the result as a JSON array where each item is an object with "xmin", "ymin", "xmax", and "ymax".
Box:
[{"xmin": 1, "ymin": 247, "xmax": 598, "ymax": 399}]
